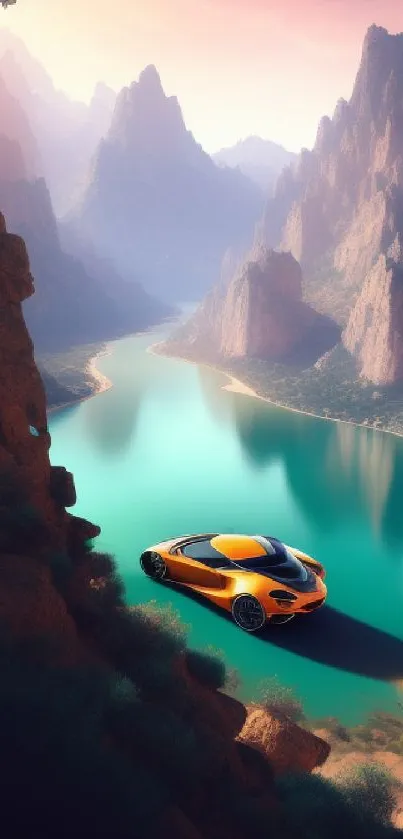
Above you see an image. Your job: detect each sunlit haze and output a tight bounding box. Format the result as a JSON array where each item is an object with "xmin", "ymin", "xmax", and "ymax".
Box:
[{"xmin": 3, "ymin": 0, "xmax": 403, "ymax": 153}]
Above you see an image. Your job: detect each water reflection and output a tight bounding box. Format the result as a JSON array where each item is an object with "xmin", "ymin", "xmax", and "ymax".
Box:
[
  {"xmin": 84, "ymin": 352, "xmax": 150, "ymax": 456},
  {"xmin": 196, "ymin": 366, "xmax": 403, "ymax": 549},
  {"xmin": 196, "ymin": 366, "xmax": 233, "ymax": 427}
]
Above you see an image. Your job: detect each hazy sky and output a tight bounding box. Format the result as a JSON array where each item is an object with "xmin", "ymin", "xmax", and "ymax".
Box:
[{"xmin": 3, "ymin": 0, "xmax": 403, "ymax": 153}]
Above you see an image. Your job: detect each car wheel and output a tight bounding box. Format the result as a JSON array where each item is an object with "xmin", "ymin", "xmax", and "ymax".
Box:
[
  {"xmin": 231, "ymin": 594, "xmax": 266, "ymax": 632},
  {"xmin": 268, "ymin": 613, "xmax": 295, "ymax": 625},
  {"xmin": 140, "ymin": 551, "xmax": 167, "ymax": 581}
]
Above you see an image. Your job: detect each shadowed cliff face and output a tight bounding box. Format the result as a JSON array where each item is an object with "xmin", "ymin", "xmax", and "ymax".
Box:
[
  {"xmin": 0, "ymin": 212, "xmax": 100, "ymax": 551},
  {"xmin": 166, "ymin": 247, "xmax": 340, "ymax": 365},
  {"xmin": 259, "ymin": 25, "xmax": 403, "ymax": 385}
]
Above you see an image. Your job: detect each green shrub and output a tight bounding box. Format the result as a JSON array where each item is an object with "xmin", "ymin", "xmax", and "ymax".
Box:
[
  {"xmin": 337, "ymin": 763, "xmax": 397, "ymax": 828},
  {"xmin": 310, "ymin": 716, "xmax": 351, "ymax": 742},
  {"xmin": 0, "ymin": 641, "xmax": 169, "ymax": 839},
  {"xmin": 67, "ymin": 550, "xmax": 126, "ymax": 618},
  {"xmin": 276, "ymin": 770, "xmax": 398, "ymax": 838},
  {"xmin": 258, "ymin": 676, "xmax": 305, "ymax": 722},
  {"xmin": 185, "ymin": 647, "xmax": 227, "ymax": 690},
  {"xmin": 131, "ymin": 601, "xmax": 189, "ymax": 650}
]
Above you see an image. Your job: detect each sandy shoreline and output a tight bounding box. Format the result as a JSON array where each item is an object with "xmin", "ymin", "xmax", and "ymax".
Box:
[
  {"xmin": 149, "ymin": 341, "xmax": 403, "ymax": 440},
  {"xmin": 47, "ymin": 345, "xmax": 113, "ymax": 415}
]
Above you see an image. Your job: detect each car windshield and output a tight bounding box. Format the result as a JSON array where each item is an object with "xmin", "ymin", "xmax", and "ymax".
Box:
[{"xmin": 239, "ymin": 537, "xmax": 308, "ymax": 581}]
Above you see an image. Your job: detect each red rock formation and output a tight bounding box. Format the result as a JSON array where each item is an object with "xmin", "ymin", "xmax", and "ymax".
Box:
[
  {"xmin": 238, "ymin": 704, "xmax": 330, "ymax": 776},
  {"xmin": 0, "ymin": 212, "xmax": 100, "ymax": 552}
]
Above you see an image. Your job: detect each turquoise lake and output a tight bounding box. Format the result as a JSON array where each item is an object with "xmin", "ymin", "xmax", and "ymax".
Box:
[{"xmin": 48, "ymin": 326, "xmax": 403, "ymax": 725}]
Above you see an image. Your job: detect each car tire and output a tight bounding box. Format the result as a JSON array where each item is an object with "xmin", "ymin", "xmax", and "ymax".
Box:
[
  {"xmin": 140, "ymin": 551, "xmax": 167, "ymax": 581},
  {"xmin": 231, "ymin": 594, "xmax": 266, "ymax": 632},
  {"xmin": 268, "ymin": 613, "xmax": 295, "ymax": 625}
]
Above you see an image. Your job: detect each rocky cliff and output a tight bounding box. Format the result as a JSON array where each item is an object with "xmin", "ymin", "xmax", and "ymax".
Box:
[
  {"xmin": 72, "ymin": 65, "xmax": 263, "ymax": 302},
  {"xmin": 168, "ymin": 247, "xmax": 340, "ymax": 365},
  {"xmin": 259, "ymin": 25, "xmax": 403, "ymax": 385},
  {"xmin": 1, "ymin": 216, "xmax": 399, "ymax": 838}
]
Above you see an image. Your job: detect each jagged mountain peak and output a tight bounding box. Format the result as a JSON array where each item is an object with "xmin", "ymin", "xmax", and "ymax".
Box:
[{"xmin": 137, "ymin": 63, "xmax": 164, "ymax": 91}]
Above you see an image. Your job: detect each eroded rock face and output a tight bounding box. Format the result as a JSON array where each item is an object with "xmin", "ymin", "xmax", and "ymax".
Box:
[
  {"xmin": 259, "ymin": 25, "xmax": 403, "ymax": 383},
  {"xmin": 0, "ymin": 212, "xmax": 100, "ymax": 551},
  {"xmin": 168, "ymin": 247, "xmax": 340, "ymax": 365},
  {"xmin": 343, "ymin": 252, "xmax": 403, "ymax": 384},
  {"xmin": 238, "ymin": 705, "xmax": 331, "ymax": 775}
]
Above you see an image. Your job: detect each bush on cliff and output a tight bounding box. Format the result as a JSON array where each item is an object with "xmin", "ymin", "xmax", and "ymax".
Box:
[
  {"xmin": 259, "ymin": 675, "xmax": 305, "ymax": 723},
  {"xmin": 185, "ymin": 647, "xmax": 228, "ymax": 690},
  {"xmin": 0, "ymin": 636, "xmax": 168, "ymax": 839},
  {"xmin": 276, "ymin": 767, "xmax": 397, "ymax": 838}
]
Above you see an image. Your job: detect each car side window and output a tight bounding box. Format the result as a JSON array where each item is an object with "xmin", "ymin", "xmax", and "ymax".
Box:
[
  {"xmin": 201, "ymin": 556, "xmax": 232, "ymax": 570},
  {"xmin": 182, "ymin": 540, "xmax": 231, "ymax": 568}
]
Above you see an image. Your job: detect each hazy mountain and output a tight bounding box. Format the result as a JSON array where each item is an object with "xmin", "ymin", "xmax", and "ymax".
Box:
[
  {"xmin": 255, "ymin": 25, "xmax": 403, "ymax": 385},
  {"xmin": 71, "ymin": 64, "xmax": 264, "ymax": 303},
  {"xmin": 1, "ymin": 172, "xmax": 172, "ymax": 352},
  {"xmin": 0, "ymin": 71, "xmax": 40, "ymax": 177},
  {"xmin": 0, "ymin": 29, "xmax": 116, "ymax": 214},
  {"xmin": 213, "ymin": 135, "xmax": 297, "ymax": 193},
  {"xmin": 0, "ymin": 67, "xmax": 171, "ymax": 351}
]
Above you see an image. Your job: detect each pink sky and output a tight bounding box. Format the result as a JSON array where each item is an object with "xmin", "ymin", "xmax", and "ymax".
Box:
[{"xmin": 3, "ymin": 0, "xmax": 403, "ymax": 152}]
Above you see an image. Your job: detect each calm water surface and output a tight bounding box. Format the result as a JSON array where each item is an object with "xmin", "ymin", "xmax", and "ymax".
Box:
[{"xmin": 48, "ymin": 327, "xmax": 403, "ymax": 725}]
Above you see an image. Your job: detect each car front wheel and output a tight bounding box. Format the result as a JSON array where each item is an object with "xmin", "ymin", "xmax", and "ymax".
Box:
[
  {"xmin": 140, "ymin": 551, "xmax": 167, "ymax": 581},
  {"xmin": 231, "ymin": 594, "xmax": 266, "ymax": 632}
]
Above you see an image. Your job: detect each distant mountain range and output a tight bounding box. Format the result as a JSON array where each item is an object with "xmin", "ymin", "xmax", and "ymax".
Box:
[
  {"xmin": 164, "ymin": 25, "xmax": 403, "ymax": 390},
  {"xmin": 69, "ymin": 65, "xmax": 264, "ymax": 303},
  {"xmin": 0, "ymin": 30, "xmax": 116, "ymax": 216},
  {"xmin": 213, "ymin": 136, "xmax": 296, "ymax": 193},
  {"xmin": 0, "ymin": 38, "xmax": 173, "ymax": 352}
]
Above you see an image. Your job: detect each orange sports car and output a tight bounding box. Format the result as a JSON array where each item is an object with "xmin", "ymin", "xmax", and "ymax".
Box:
[{"xmin": 139, "ymin": 533, "xmax": 327, "ymax": 632}]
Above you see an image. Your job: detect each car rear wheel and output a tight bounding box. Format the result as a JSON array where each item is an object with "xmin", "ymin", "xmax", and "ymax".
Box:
[
  {"xmin": 268, "ymin": 613, "xmax": 295, "ymax": 625},
  {"xmin": 140, "ymin": 551, "xmax": 167, "ymax": 581},
  {"xmin": 231, "ymin": 594, "xmax": 266, "ymax": 632}
]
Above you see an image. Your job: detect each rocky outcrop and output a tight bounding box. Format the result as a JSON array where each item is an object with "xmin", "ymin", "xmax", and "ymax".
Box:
[
  {"xmin": 259, "ymin": 25, "xmax": 403, "ymax": 384},
  {"xmin": 167, "ymin": 247, "xmax": 340, "ymax": 365},
  {"xmin": 239, "ymin": 705, "xmax": 330, "ymax": 775},
  {"xmin": 73, "ymin": 65, "xmax": 263, "ymax": 302}
]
